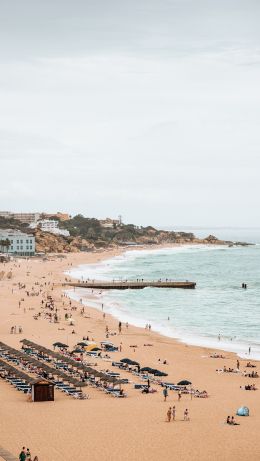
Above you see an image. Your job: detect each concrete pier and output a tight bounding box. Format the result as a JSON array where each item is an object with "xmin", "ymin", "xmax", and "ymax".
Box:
[{"xmin": 65, "ymin": 280, "xmax": 196, "ymax": 290}]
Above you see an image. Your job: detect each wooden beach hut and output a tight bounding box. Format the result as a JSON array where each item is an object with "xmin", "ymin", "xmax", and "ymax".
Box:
[{"xmin": 31, "ymin": 378, "xmax": 54, "ymax": 402}]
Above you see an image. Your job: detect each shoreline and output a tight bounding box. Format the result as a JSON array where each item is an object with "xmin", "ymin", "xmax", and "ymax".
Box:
[{"xmin": 65, "ymin": 244, "xmax": 260, "ymax": 361}]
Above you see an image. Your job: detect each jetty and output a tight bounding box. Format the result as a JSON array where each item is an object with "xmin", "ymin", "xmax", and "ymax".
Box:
[{"xmin": 65, "ymin": 280, "xmax": 196, "ymax": 290}]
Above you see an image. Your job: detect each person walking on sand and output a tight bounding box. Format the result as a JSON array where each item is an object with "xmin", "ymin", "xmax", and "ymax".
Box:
[
  {"xmin": 163, "ymin": 386, "xmax": 168, "ymax": 401},
  {"xmin": 178, "ymin": 390, "xmax": 182, "ymax": 401},
  {"xmin": 172, "ymin": 405, "xmax": 176, "ymax": 421},
  {"xmin": 184, "ymin": 409, "xmax": 190, "ymax": 421},
  {"xmin": 19, "ymin": 447, "xmax": 26, "ymax": 461},
  {"xmin": 167, "ymin": 407, "xmax": 172, "ymax": 422},
  {"xmin": 26, "ymin": 448, "xmax": 31, "ymax": 460},
  {"xmin": 237, "ymin": 359, "xmax": 240, "ymax": 370}
]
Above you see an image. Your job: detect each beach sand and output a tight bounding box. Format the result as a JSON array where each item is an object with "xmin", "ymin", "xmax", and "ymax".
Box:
[{"xmin": 0, "ymin": 249, "xmax": 260, "ymax": 461}]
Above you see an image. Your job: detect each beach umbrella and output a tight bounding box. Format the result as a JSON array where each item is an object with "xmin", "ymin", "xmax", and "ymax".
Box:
[
  {"xmin": 121, "ymin": 358, "xmax": 140, "ymax": 366},
  {"xmin": 148, "ymin": 369, "xmax": 161, "ymax": 375},
  {"xmin": 120, "ymin": 358, "xmax": 132, "ymax": 364},
  {"xmin": 154, "ymin": 371, "xmax": 168, "ymax": 377},
  {"xmin": 77, "ymin": 342, "xmax": 88, "ymax": 346},
  {"xmin": 177, "ymin": 380, "xmax": 192, "ymax": 386},
  {"xmin": 140, "ymin": 367, "xmax": 154, "ymax": 373},
  {"xmin": 53, "ymin": 342, "xmax": 68, "ymax": 348},
  {"xmin": 72, "ymin": 349, "xmax": 84, "ymax": 353},
  {"xmin": 86, "ymin": 344, "xmax": 100, "ymax": 351}
]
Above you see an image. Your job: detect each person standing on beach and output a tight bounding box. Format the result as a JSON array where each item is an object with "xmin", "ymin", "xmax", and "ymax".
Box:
[
  {"xmin": 178, "ymin": 390, "xmax": 182, "ymax": 401},
  {"xmin": 118, "ymin": 321, "xmax": 122, "ymax": 334},
  {"xmin": 184, "ymin": 409, "xmax": 190, "ymax": 421},
  {"xmin": 19, "ymin": 447, "xmax": 26, "ymax": 461},
  {"xmin": 163, "ymin": 387, "xmax": 168, "ymax": 401},
  {"xmin": 167, "ymin": 407, "xmax": 172, "ymax": 422},
  {"xmin": 172, "ymin": 405, "xmax": 176, "ymax": 421},
  {"xmin": 237, "ymin": 359, "xmax": 240, "ymax": 370}
]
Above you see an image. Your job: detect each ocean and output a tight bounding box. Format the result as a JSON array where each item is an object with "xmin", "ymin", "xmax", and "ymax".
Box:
[{"xmin": 67, "ymin": 228, "xmax": 260, "ymax": 360}]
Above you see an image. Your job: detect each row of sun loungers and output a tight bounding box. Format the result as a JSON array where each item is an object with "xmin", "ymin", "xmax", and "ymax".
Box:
[
  {"xmin": 0, "ymin": 342, "xmax": 128, "ymax": 399},
  {"xmin": 0, "ymin": 346, "xmax": 87, "ymax": 399}
]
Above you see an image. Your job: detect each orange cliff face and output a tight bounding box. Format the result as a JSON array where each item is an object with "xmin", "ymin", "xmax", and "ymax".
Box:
[{"xmin": 34, "ymin": 228, "xmax": 249, "ymax": 254}]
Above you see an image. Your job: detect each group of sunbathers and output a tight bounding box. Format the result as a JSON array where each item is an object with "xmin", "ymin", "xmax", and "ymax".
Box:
[
  {"xmin": 219, "ymin": 366, "xmax": 238, "ymax": 373},
  {"xmin": 240, "ymin": 384, "xmax": 257, "ymax": 391},
  {"xmin": 226, "ymin": 416, "xmax": 240, "ymax": 425},
  {"xmin": 210, "ymin": 353, "xmax": 225, "ymax": 359},
  {"xmin": 244, "ymin": 370, "xmax": 259, "ymax": 378},
  {"xmin": 217, "ymin": 366, "xmax": 258, "ymax": 377}
]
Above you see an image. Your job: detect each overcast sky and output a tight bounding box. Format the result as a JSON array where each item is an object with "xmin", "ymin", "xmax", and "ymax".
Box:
[{"xmin": 1, "ymin": 0, "xmax": 260, "ymax": 227}]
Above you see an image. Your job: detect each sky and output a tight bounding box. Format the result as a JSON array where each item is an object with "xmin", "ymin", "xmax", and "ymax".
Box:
[{"xmin": 1, "ymin": 0, "xmax": 260, "ymax": 227}]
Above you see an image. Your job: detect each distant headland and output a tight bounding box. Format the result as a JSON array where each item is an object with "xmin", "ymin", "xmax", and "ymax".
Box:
[{"xmin": 0, "ymin": 211, "xmax": 252, "ymax": 255}]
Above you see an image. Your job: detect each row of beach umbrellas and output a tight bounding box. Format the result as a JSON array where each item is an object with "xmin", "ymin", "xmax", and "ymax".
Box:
[
  {"xmin": 20, "ymin": 339, "xmax": 124, "ymax": 385},
  {"xmin": 120, "ymin": 358, "xmax": 191, "ymax": 384},
  {"xmin": 120, "ymin": 359, "xmax": 168, "ymax": 377}
]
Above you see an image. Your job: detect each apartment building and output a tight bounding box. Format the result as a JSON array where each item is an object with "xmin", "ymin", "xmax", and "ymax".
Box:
[
  {"xmin": 0, "ymin": 229, "xmax": 35, "ymax": 256},
  {"xmin": 0, "ymin": 211, "xmax": 40, "ymax": 224},
  {"xmin": 36, "ymin": 219, "xmax": 70, "ymax": 237}
]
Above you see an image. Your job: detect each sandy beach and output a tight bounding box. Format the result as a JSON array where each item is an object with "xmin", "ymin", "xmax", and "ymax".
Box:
[{"xmin": 1, "ymin": 248, "xmax": 260, "ymax": 461}]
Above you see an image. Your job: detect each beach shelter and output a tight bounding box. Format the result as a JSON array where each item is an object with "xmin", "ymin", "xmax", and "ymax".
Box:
[
  {"xmin": 236, "ymin": 406, "xmax": 249, "ymax": 417},
  {"xmin": 31, "ymin": 379, "xmax": 54, "ymax": 402}
]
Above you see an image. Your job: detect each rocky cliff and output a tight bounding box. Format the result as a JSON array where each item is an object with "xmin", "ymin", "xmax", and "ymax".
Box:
[{"xmin": 34, "ymin": 229, "xmax": 240, "ymax": 254}]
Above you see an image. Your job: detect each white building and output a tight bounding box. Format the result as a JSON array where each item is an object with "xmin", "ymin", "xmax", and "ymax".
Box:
[
  {"xmin": 0, "ymin": 229, "xmax": 35, "ymax": 256},
  {"xmin": 31, "ymin": 219, "xmax": 70, "ymax": 237},
  {"xmin": 99, "ymin": 218, "xmax": 121, "ymax": 228}
]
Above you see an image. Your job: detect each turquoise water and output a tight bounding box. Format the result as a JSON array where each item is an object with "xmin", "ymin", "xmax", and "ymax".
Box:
[{"xmin": 68, "ymin": 242, "xmax": 260, "ymax": 359}]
